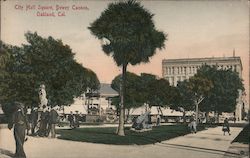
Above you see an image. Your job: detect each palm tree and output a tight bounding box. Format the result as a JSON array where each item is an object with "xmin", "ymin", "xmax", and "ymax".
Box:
[{"xmin": 88, "ymin": 0, "xmax": 166, "ymax": 136}]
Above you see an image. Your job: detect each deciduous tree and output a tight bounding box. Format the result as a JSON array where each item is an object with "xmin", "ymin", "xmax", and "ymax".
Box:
[
  {"xmin": 198, "ymin": 65, "xmax": 244, "ymax": 121},
  {"xmin": 1, "ymin": 33, "xmax": 100, "ymax": 117},
  {"xmin": 111, "ymin": 72, "xmax": 143, "ymax": 122}
]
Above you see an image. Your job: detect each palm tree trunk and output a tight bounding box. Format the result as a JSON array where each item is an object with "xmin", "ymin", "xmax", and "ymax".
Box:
[
  {"xmin": 117, "ymin": 64, "xmax": 127, "ymax": 136},
  {"xmin": 125, "ymin": 108, "xmax": 130, "ymax": 123},
  {"xmin": 205, "ymin": 111, "xmax": 209, "ymax": 123}
]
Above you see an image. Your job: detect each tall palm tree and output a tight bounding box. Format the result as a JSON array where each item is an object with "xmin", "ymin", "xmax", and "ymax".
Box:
[{"xmin": 88, "ymin": 0, "xmax": 166, "ymax": 136}]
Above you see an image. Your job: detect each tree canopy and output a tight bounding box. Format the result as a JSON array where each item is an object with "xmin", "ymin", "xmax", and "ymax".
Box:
[
  {"xmin": 170, "ymin": 80, "xmax": 195, "ymax": 112},
  {"xmin": 0, "ymin": 32, "xmax": 100, "ymax": 116},
  {"xmin": 111, "ymin": 72, "xmax": 174, "ymax": 116},
  {"xmin": 88, "ymin": 0, "xmax": 166, "ymax": 67},
  {"xmin": 198, "ymin": 65, "xmax": 244, "ymax": 114},
  {"xmin": 111, "ymin": 72, "xmax": 144, "ymax": 110},
  {"xmin": 140, "ymin": 74, "xmax": 174, "ymax": 107},
  {"xmin": 169, "ymin": 74, "xmax": 213, "ymax": 123}
]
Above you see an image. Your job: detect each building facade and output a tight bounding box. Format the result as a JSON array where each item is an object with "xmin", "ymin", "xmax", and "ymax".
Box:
[{"xmin": 162, "ymin": 56, "xmax": 244, "ymax": 120}]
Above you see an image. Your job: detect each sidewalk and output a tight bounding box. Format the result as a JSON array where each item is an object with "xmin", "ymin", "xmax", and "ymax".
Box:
[
  {"xmin": 222, "ymin": 143, "xmax": 249, "ymax": 158},
  {"xmin": 0, "ymin": 126, "xmax": 245, "ymax": 158},
  {"xmin": 160, "ymin": 126, "xmax": 246, "ymax": 158}
]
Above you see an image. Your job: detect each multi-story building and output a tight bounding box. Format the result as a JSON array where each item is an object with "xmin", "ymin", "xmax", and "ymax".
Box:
[
  {"xmin": 162, "ymin": 56, "xmax": 242, "ymax": 86},
  {"xmin": 162, "ymin": 56, "xmax": 244, "ymax": 120}
]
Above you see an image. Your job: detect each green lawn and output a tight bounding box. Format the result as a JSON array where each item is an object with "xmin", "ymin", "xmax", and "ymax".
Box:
[{"xmin": 56, "ymin": 124, "xmax": 212, "ymax": 145}]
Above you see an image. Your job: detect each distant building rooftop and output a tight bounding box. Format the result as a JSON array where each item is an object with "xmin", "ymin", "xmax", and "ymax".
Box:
[
  {"xmin": 99, "ymin": 83, "xmax": 119, "ymax": 97},
  {"xmin": 162, "ymin": 56, "xmax": 242, "ymax": 70}
]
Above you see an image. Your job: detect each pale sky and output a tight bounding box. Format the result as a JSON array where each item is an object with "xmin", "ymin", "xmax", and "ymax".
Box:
[{"xmin": 1, "ymin": 0, "xmax": 249, "ymax": 104}]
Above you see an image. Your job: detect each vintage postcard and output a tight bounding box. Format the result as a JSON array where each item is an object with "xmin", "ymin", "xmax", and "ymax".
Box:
[{"xmin": 0, "ymin": 0, "xmax": 249, "ymax": 158}]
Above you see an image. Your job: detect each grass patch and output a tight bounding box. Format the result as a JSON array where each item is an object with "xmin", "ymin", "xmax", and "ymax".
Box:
[
  {"xmin": 232, "ymin": 123, "xmax": 249, "ymax": 144},
  {"xmin": 56, "ymin": 124, "xmax": 212, "ymax": 145}
]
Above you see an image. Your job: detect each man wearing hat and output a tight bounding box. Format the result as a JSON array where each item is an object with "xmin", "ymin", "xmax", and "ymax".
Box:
[{"xmin": 8, "ymin": 102, "xmax": 30, "ymax": 158}]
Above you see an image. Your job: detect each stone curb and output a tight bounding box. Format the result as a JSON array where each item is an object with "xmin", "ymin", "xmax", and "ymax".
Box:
[{"xmin": 223, "ymin": 143, "xmax": 249, "ymax": 158}]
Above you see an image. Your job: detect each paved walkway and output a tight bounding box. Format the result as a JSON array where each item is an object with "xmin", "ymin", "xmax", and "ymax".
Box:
[
  {"xmin": 0, "ymin": 126, "xmax": 245, "ymax": 158},
  {"xmin": 223, "ymin": 143, "xmax": 249, "ymax": 158}
]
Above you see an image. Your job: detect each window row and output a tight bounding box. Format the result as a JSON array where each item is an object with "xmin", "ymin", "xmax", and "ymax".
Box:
[
  {"xmin": 165, "ymin": 66, "xmax": 201, "ymax": 75},
  {"xmin": 164, "ymin": 64, "xmax": 239, "ymax": 75}
]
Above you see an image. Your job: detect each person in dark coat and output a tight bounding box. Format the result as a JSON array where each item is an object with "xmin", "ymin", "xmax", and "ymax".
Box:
[
  {"xmin": 156, "ymin": 114, "xmax": 161, "ymax": 126},
  {"xmin": 38, "ymin": 109, "xmax": 45, "ymax": 137},
  {"xmin": 8, "ymin": 102, "xmax": 30, "ymax": 158},
  {"xmin": 49, "ymin": 107, "xmax": 59, "ymax": 138},
  {"xmin": 38, "ymin": 108, "xmax": 50, "ymax": 137},
  {"xmin": 30, "ymin": 107, "xmax": 38, "ymax": 135},
  {"xmin": 44, "ymin": 107, "xmax": 51, "ymax": 136},
  {"xmin": 74, "ymin": 111, "xmax": 80, "ymax": 128},
  {"xmin": 223, "ymin": 118, "xmax": 231, "ymax": 135},
  {"xmin": 68, "ymin": 111, "xmax": 74, "ymax": 128}
]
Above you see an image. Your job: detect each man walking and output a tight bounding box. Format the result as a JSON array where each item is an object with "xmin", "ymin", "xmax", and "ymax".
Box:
[
  {"xmin": 8, "ymin": 102, "xmax": 30, "ymax": 158},
  {"xmin": 223, "ymin": 118, "xmax": 231, "ymax": 135}
]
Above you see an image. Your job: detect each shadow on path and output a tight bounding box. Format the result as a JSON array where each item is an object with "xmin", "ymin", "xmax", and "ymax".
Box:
[
  {"xmin": 185, "ymin": 135, "xmax": 232, "ymax": 142},
  {"xmin": 0, "ymin": 148, "xmax": 14, "ymax": 158},
  {"xmin": 156, "ymin": 142, "xmax": 240, "ymax": 157},
  {"xmin": 201, "ymin": 133, "xmax": 225, "ymax": 136}
]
